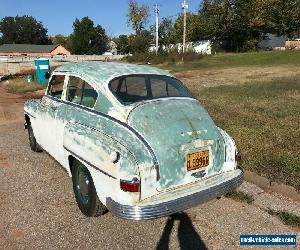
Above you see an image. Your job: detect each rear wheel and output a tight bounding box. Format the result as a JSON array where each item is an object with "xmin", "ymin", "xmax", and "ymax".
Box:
[
  {"xmin": 27, "ymin": 121, "xmax": 42, "ymax": 152},
  {"xmin": 71, "ymin": 160, "xmax": 107, "ymax": 217}
]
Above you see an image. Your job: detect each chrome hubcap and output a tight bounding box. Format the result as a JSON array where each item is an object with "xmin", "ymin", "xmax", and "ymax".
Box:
[{"xmin": 77, "ymin": 168, "xmax": 90, "ymax": 204}]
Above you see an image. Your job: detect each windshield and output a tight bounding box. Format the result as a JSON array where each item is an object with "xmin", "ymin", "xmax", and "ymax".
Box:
[{"xmin": 109, "ymin": 75, "xmax": 194, "ymax": 105}]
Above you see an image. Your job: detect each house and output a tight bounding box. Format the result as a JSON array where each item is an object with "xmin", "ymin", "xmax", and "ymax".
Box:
[
  {"xmin": 285, "ymin": 39, "xmax": 300, "ymax": 50},
  {"xmin": 149, "ymin": 40, "xmax": 212, "ymax": 55},
  {"xmin": 106, "ymin": 41, "xmax": 118, "ymax": 55},
  {"xmin": 258, "ymin": 34, "xmax": 287, "ymax": 50},
  {"xmin": 192, "ymin": 40, "xmax": 212, "ymax": 54},
  {"xmin": 0, "ymin": 44, "xmax": 71, "ymax": 57}
]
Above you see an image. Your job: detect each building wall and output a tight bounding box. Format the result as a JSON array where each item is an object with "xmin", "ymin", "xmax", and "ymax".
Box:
[
  {"xmin": 50, "ymin": 45, "xmax": 71, "ymax": 55},
  {"xmin": 258, "ymin": 33, "xmax": 287, "ymax": 49}
]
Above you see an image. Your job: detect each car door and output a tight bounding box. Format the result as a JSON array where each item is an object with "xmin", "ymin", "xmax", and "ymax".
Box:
[
  {"xmin": 35, "ymin": 74, "xmax": 67, "ymax": 160},
  {"xmin": 55, "ymin": 75, "xmax": 99, "ymax": 167}
]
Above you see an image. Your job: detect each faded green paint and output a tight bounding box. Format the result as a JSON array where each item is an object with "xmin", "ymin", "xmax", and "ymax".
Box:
[
  {"xmin": 56, "ymin": 100, "xmax": 154, "ymax": 176},
  {"xmin": 128, "ymin": 99, "xmax": 225, "ymax": 190},
  {"xmin": 95, "ymin": 92, "xmax": 113, "ymax": 113},
  {"xmin": 55, "ymin": 62, "xmax": 172, "ymax": 88},
  {"xmin": 25, "ymin": 62, "xmax": 238, "ymax": 203}
]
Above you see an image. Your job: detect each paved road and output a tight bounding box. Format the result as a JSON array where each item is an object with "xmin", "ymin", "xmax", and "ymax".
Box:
[{"xmin": 0, "ymin": 87, "xmax": 299, "ymax": 249}]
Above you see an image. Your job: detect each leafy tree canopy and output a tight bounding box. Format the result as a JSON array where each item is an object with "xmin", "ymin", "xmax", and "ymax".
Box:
[
  {"xmin": 0, "ymin": 15, "xmax": 51, "ymax": 45},
  {"xmin": 128, "ymin": 30, "xmax": 152, "ymax": 54},
  {"xmin": 116, "ymin": 35, "xmax": 130, "ymax": 54},
  {"xmin": 70, "ymin": 17, "xmax": 108, "ymax": 55},
  {"xmin": 127, "ymin": 0, "xmax": 149, "ymax": 35}
]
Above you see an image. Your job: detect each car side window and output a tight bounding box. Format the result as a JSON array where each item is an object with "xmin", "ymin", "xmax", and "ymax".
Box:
[
  {"xmin": 126, "ymin": 77, "xmax": 147, "ymax": 97},
  {"xmin": 66, "ymin": 76, "xmax": 85, "ymax": 104},
  {"xmin": 66, "ymin": 76, "xmax": 98, "ymax": 108},
  {"xmin": 48, "ymin": 75, "xmax": 65, "ymax": 99},
  {"xmin": 150, "ymin": 78, "xmax": 182, "ymax": 97},
  {"xmin": 110, "ymin": 76, "xmax": 148, "ymax": 104},
  {"xmin": 81, "ymin": 83, "xmax": 98, "ymax": 108}
]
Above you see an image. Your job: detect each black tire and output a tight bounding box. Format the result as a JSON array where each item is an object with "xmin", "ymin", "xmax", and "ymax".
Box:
[
  {"xmin": 27, "ymin": 121, "xmax": 43, "ymax": 152},
  {"xmin": 71, "ymin": 160, "xmax": 107, "ymax": 217}
]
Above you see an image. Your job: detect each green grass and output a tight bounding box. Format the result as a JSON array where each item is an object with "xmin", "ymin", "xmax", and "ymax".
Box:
[
  {"xmin": 193, "ymin": 76, "xmax": 300, "ymax": 190},
  {"xmin": 0, "ymin": 77, "xmax": 46, "ymax": 94},
  {"xmin": 225, "ymin": 190, "xmax": 254, "ymax": 204},
  {"xmin": 162, "ymin": 50, "xmax": 300, "ymax": 72},
  {"xmin": 268, "ymin": 210, "xmax": 300, "ymax": 228}
]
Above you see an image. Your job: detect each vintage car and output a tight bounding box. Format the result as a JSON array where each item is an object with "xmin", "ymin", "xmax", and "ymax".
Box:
[{"xmin": 24, "ymin": 62, "xmax": 243, "ymax": 220}]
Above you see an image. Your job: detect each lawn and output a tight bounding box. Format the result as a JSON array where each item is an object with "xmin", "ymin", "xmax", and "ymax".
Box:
[
  {"xmin": 197, "ymin": 77, "xmax": 300, "ymax": 190},
  {"xmin": 162, "ymin": 50, "xmax": 300, "ymax": 72},
  {"xmin": 0, "ymin": 76, "xmax": 46, "ymax": 94}
]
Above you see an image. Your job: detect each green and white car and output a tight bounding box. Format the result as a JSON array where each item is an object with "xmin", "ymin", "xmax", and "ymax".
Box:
[{"xmin": 24, "ymin": 62, "xmax": 243, "ymax": 220}]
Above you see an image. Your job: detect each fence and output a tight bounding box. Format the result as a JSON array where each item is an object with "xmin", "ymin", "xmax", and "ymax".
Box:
[
  {"xmin": 0, "ymin": 55, "xmax": 125, "ymax": 76},
  {"xmin": 285, "ymin": 41, "xmax": 300, "ymax": 49}
]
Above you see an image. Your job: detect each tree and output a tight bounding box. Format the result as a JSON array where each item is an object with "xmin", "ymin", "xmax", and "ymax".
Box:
[
  {"xmin": 0, "ymin": 15, "xmax": 51, "ymax": 44},
  {"xmin": 198, "ymin": 0, "xmax": 263, "ymax": 51},
  {"xmin": 0, "ymin": 16, "xmax": 15, "ymax": 44},
  {"xmin": 128, "ymin": 30, "xmax": 152, "ymax": 53},
  {"xmin": 127, "ymin": 0, "xmax": 149, "ymax": 35},
  {"xmin": 51, "ymin": 34, "xmax": 68, "ymax": 46},
  {"xmin": 197, "ymin": 0, "xmax": 300, "ymax": 52},
  {"xmin": 116, "ymin": 35, "xmax": 130, "ymax": 54},
  {"xmin": 268, "ymin": 0, "xmax": 300, "ymax": 36},
  {"xmin": 150, "ymin": 17, "xmax": 176, "ymax": 47},
  {"xmin": 70, "ymin": 17, "xmax": 108, "ymax": 55},
  {"xmin": 158, "ymin": 18, "xmax": 176, "ymax": 46},
  {"xmin": 51, "ymin": 34, "xmax": 73, "ymax": 51},
  {"xmin": 173, "ymin": 13, "xmax": 204, "ymax": 43}
]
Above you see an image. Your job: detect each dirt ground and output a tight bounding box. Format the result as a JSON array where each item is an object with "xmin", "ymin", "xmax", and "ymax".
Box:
[{"xmin": 0, "ymin": 68, "xmax": 299, "ymax": 249}]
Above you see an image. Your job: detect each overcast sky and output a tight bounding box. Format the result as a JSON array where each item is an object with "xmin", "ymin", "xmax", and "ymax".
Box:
[{"xmin": 0, "ymin": 0, "xmax": 202, "ymax": 37}]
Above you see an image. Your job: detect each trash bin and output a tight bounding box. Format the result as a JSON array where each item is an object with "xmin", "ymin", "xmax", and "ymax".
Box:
[
  {"xmin": 34, "ymin": 58, "xmax": 50, "ymax": 85},
  {"xmin": 26, "ymin": 74, "xmax": 34, "ymax": 83}
]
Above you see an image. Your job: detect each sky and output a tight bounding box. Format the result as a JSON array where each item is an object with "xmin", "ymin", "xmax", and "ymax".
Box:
[{"xmin": 0, "ymin": 0, "xmax": 201, "ymax": 37}]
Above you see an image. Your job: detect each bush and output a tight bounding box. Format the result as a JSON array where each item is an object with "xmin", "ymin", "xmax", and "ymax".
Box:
[{"xmin": 124, "ymin": 50, "xmax": 204, "ymax": 65}]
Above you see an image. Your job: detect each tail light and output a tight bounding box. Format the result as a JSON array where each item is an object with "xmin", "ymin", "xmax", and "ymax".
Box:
[
  {"xmin": 120, "ymin": 178, "xmax": 140, "ymax": 192},
  {"xmin": 235, "ymin": 151, "xmax": 241, "ymax": 162}
]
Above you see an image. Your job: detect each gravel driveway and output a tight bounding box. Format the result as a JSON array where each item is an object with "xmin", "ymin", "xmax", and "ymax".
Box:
[{"xmin": 0, "ymin": 87, "xmax": 299, "ymax": 249}]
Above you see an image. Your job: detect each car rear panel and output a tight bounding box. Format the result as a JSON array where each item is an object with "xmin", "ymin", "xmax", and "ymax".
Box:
[{"xmin": 127, "ymin": 98, "xmax": 226, "ymax": 194}]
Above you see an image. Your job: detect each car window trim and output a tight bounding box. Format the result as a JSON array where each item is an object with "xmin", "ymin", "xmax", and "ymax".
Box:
[
  {"xmin": 64, "ymin": 73, "xmax": 99, "ymax": 110},
  {"xmin": 46, "ymin": 73, "xmax": 68, "ymax": 101},
  {"xmin": 108, "ymin": 74, "xmax": 195, "ymax": 106}
]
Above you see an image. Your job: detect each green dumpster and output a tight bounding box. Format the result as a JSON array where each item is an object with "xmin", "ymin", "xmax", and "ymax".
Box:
[{"xmin": 34, "ymin": 58, "xmax": 50, "ymax": 85}]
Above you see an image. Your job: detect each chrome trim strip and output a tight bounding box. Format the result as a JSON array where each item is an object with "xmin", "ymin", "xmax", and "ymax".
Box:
[
  {"xmin": 24, "ymin": 111, "xmax": 36, "ymax": 119},
  {"xmin": 46, "ymin": 95, "xmax": 160, "ymax": 180},
  {"xmin": 63, "ymin": 146, "xmax": 117, "ymax": 179},
  {"xmin": 106, "ymin": 170, "xmax": 243, "ymax": 220}
]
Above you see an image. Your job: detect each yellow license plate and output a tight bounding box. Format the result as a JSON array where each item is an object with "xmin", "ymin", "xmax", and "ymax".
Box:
[{"xmin": 187, "ymin": 150, "xmax": 209, "ymax": 171}]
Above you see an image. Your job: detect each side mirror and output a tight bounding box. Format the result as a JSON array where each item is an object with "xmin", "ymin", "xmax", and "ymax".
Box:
[{"xmin": 45, "ymin": 72, "xmax": 51, "ymax": 79}]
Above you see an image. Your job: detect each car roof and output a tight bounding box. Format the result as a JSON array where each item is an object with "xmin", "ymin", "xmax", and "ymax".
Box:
[{"xmin": 54, "ymin": 62, "xmax": 172, "ymax": 86}]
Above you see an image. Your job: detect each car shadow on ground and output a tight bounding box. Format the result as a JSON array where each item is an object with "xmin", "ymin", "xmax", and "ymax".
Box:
[{"xmin": 156, "ymin": 212, "xmax": 208, "ymax": 250}]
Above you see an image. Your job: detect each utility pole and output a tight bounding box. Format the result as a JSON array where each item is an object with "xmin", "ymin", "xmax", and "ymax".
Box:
[
  {"xmin": 155, "ymin": 4, "xmax": 159, "ymax": 54},
  {"xmin": 182, "ymin": 0, "xmax": 188, "ymax": 61}
]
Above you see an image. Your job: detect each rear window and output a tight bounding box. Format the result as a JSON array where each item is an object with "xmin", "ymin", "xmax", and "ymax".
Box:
[{"xmin": 109, "ymin": 75, "xmax": 193, "ymax": 104}]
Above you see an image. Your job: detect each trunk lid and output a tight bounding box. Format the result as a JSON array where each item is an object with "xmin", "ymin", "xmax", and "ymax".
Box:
[{"xmin": 127, "ymin": 98, "xmax": 225, "ymax": 192}]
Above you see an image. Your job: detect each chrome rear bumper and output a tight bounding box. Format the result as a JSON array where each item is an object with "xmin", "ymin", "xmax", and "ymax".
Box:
[{"xmin": 106, "ymin": 169, "xmax": 243, "ymax": 220}]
